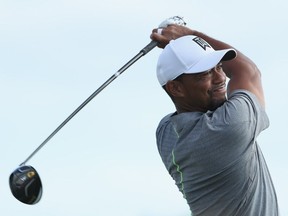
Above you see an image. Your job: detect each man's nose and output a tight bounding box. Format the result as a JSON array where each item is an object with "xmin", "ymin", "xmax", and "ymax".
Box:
[{"xmin": 212, "ymin": 69, "xmax": 226, "ymax": 83}]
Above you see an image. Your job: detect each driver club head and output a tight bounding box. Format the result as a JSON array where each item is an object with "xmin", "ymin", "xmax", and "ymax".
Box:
[{"xmin": 9, "ymin": 165, "xmax": 42, "ymax": 205}]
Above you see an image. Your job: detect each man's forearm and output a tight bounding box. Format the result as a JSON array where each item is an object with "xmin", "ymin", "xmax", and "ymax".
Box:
[
  {"xmin": 190, "ymin": 30, "xmax": 257, "ymax": 79},
  {"xmin": 190, "ymin": 31, "xmax": 233, "ymax": 51}
]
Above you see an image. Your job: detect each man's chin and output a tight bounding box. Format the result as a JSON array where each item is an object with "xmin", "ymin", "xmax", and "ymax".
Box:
[{"xmin": 209, "ymin": 98, "xmax": 227, "ymax": 111}]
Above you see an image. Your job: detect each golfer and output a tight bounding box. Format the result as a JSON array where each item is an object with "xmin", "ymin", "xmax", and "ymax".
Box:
[{"xmin": 150, "ymin": 25, "xmax": 278, "ymax": 215}]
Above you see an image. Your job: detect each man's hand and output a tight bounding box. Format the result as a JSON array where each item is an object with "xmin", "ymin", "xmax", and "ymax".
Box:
[{"xmin": 150, "ymin": 24, "xmax": 194, "ymax": 48}]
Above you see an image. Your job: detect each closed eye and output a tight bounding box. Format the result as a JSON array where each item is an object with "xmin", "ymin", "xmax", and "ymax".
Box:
[{"xmin": 215, "ymin": 63, "xmax": 223, "ymax": 71}]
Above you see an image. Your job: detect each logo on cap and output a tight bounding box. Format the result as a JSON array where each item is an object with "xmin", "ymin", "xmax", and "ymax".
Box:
[{"xmin": 193, "ymin": 37, "xmax": 211, "ymax": 50}]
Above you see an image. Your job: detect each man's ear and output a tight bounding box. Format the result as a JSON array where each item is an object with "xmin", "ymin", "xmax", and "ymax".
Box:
[{"xmin": 165, "ymin": 80, "xmax": 185, "ymax": 97}]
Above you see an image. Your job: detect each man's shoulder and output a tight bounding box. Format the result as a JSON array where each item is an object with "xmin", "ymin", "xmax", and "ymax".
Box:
[
  {"xmin": 228, "ymin": 89, "xmax": 261, "ymax": 106},
  {"xmin": 158, "ymin": 112, "xmax": 176, "ymax": 127}
]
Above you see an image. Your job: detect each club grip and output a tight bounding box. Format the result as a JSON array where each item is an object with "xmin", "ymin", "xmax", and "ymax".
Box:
[
  {"xmin": 140, "ymin": 40, "xmax": 158, "ymax": 55},
  {"xmin": 140, "ymin": 16, "xmax": 186, "ymax": 56}
]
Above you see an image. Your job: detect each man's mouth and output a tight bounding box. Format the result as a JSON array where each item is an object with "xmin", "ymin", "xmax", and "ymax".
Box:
[{"xmin": 209, "ymin": 83, "xmax": 226, "ymax": 94}]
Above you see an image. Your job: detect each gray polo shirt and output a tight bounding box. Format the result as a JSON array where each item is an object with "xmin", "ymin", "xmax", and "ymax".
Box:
[{"xmin": 156, "ymin": 90, "xmax": 278, "ymax": 216}]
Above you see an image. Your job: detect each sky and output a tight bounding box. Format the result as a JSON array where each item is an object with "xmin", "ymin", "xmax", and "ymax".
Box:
[{"xmin": 0, "ymin": 0, "xmax": 287, "ymax": 215}]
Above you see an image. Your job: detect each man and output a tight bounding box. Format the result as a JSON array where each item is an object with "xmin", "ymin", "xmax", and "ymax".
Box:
[{"xmin": 150, "ymin": 25, "xmax": 278, "ymax": 215}]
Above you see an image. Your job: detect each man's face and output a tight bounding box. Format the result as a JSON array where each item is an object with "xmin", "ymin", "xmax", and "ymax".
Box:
[{"xmin": 173, "ymin": 63, "xmax": 227, "ymax": 112}]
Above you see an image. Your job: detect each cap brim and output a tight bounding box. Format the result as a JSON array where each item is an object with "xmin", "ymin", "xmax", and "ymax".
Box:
[{"xmin": 184, "ymin": 48, "xmax": 237, "ymax": 74}]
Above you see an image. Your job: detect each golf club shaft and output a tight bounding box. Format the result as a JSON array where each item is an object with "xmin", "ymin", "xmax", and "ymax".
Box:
[{"xmin": 20, "ymin": 40, "xmax": 158, "ymax": 166}]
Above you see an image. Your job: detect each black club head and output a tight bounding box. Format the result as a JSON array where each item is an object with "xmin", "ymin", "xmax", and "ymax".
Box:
[{"xmin": 9, "ymin": 165, "xmax": 42, "ymax": 205}]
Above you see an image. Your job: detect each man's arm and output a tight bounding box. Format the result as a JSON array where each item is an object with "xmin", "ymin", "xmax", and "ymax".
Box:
[{"xmin": 151, "ymin": 25, "xmax": 265, "ymax": 107}]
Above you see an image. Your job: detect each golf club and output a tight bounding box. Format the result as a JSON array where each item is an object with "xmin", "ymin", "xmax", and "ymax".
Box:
[{"xmin": 9, "ymin": 16, "xmax": 186, "ymax": 205}]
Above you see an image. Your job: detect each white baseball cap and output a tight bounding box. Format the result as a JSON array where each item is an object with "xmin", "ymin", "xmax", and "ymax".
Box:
[{"xmin": 156, "ymin": 35, "xmax": 237, "ymax": 86}]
